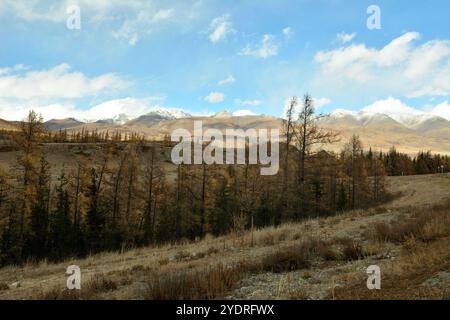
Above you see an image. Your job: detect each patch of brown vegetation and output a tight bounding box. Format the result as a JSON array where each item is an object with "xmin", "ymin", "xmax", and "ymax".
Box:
[
  {"xmin": 259, "ymin": 245, "xmax": 312, "ymax": 273},
  {"xmin": 333, "ymin": 204, "xmax": 450, "ymax": 300},
  {"xmin": 337, "ymin": 238, "xmax": 364, "ymax": 261},
  {"xmin": 87, "ymin": 274, "xmax": 118, "ymax": 293},
  {"xmin": 333, "ymin": 238, "xmax": 450, "ymax": 300},
  {"xmin": 33, "ymin": 273, "xmax": 119, "ymax": 300},
  {"xmin": 144, "ymin": 263, "xmax": 247, "ymax": 300},
  {"xmin": 0, "ymin": 282, "xmax": 9, "ymax": 291},
  {"xmin": 373, "ymin": 206, "xmax": 450, "ymax": 243}
]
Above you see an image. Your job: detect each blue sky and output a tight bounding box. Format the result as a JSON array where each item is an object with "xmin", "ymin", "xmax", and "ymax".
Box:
[{"xmin": 1, "ymin": 0, "xmax": 450, "ymax": 121}]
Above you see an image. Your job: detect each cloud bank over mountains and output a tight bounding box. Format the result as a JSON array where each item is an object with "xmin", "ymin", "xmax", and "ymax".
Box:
[
  {"xmin": 315, "ymin": 32, "xmax": 450, "ymax": 99},
  {"xmin": 0, "ymin": 61, "xmax": 448, "ymax": 123},
  {"xmin": 0, "ymin": 63, "xmax": 130, "ymax": 100},
  {"xmin": 0, "ymin": 10, "xmax": 449, "ymax": 124}
]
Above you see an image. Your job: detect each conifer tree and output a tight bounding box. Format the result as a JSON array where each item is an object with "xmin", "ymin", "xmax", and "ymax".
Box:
[
  {"xmin": 26, "ymin": 155, "xmax": 51, "ymax": 260},
  {"xmin": 0, "ymin": 204, "xmax": 22, "ymax": 266},
  {"xmin": 48, "ymin": 170, "xmax": 73, "ymax": 261},
  {"xmin": 211, "ymin": 174, "xmax": 233, "ymax": 235},
  {"xmin": 85, "ymin": 168, "xmax": 105, "ymax": 253},
  {"xmin": 14, "ymin": 111, "xmax": 45, "ymax": 244}
]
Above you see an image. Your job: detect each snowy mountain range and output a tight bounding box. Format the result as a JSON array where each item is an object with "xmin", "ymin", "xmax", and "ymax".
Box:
[
  {"xmin": 324, "ymin": 109, "xmax": 450, "ymax": 132},
  {"xmin": 43, "ymin": 106, "xmax": 450, "ymax": 136},
  {"xmin": 1, "ymin": 104, "xmax": 449, "ymax": 155},
  {"xmin": 84, "ymin": 108, "xmax": 260, "ymax": 124},
  {"xmin": 92, "ymin": 107, "xmax": 192, "ymax": 125}
]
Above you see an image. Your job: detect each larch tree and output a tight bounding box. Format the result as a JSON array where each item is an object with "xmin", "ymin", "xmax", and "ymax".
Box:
[
  {"xmin": 142, "ymin": 146, "xmax": 164, "ymax": 244},
  {"xmin": 48, "ymin": 169, "xmax": 73, "ymax": 261},
  {"xmin": 14, "ymin": 111, "xmax": 45, "ymax": 249},
  {"xmin": 26, "ymin": 154, "xmax": 51, "ymax": 260},
  {"xmin": 342, "ymin": 135, "xmax": 370, "ymax": 209},
  {"xmin": 294, "ymin": 94, "xmax": 338, "ymax": 217},
  {"xmin": 281, "ymin": 97, "xmax": 298, "ymax": 218}
]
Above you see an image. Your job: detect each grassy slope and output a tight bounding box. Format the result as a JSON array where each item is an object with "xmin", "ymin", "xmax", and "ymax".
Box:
[{"xmin": 0, "ymin": 174, "xmax": 449, "ymax": 300}]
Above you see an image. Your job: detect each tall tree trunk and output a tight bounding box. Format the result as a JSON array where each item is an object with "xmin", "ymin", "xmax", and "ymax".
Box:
[
  {"xmin": 175, "ymin": 165, "xmax": 182, "ymax": 239},
  {"xmin": 112, "ymin": 154, "xmax": 125, "ymax": 228},
  {"xmin": 199, "ymin": 163, "xmax": 207, "ymax": 238}
]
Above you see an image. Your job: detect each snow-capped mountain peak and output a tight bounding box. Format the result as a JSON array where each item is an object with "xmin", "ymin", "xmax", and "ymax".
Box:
[
  {"xmin": 91, "ymin": 107, "xmax": 191, "ymax": 124},
  {"xmin": 329, "ymin": 109, "xmax": 358, "ymax": 118},
  {"xmin": 213, "ymin": 110, "xmax": 233, "ymax": 118},
  {"xmin": 145, "ymin": 107, "xmax": 192, "ymax": 119},
  {"xmin": 327, "ymin": 108, "xmax": 449, "ymax": 131}
]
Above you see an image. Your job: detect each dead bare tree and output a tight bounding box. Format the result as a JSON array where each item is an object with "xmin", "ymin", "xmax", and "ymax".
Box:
[{"xmin": 281, "ymin": 97, "xmax": 297, "ymax": 218}]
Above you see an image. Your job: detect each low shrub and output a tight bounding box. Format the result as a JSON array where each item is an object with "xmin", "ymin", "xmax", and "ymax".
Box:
[
  {"xmin": 87, "ymin": 274, "xmax": 118, "ymax": 293},
  {"xmin": 144, "ymin": 263, "xmax": 246, "ymax": 300},
  {"xmin": 374, "ymin": 209, "xmax": 450, "ymax": 244},
  {"xmin": 260, "ymin": 246, "xmax": 311, "ymax": 273}
]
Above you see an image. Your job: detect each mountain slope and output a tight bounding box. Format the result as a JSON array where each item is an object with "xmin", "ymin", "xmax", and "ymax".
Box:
[
  {"xmin": 42, "ymin": 109, "xmax": 450, "ymax": 155},
  {"xmin": 314, "ymin": 110, "xmax": 450, "ymax": 154},
  {"xmin": 125, "ymin": 108, "xmax": 192, "ymax": 128},
  {"xmin": 44, "ymin": 118, "xmax": 85, "ymax": 131},
  {"xmin": 0, "ymin": 118, "xmax": 19, "ymax": 131},
  {"xmin": 411, "ymin": 116, "xmax": 450, "ymax": 133}
]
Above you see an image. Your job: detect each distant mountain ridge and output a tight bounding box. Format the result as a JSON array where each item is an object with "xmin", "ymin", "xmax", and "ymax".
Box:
[
  {"xmin": 1, "ymin": 107, "xmax": 450, "ymax": 155},
  {"xmin": 327, "ymin": 109, "xmax": 450, "ymax": 132},
  {"xmin": 125, "ymin": 108, "xmax": 192, "ymax": 128},
  {"xmin": 44, "ymin": 118, "xmax": 84, "ymax": 131},
  {"xmin": 41, "ymin": 107, "xmax": 450, "ymax": 133},
  {"xmin": 318, "ymin": 110, "xmax": 450, "ymax": 155}
]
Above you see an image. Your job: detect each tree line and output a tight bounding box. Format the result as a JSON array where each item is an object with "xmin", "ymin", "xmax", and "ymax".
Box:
[
  {"xmin": 0, "ymin": 97, "xmax": 444, "ymax": 266},
  {"xmin": 2, "ymin": 127, "xmax": 147, "ymax": 144},
  {"xmin": 380, "ymin": 147, "xmax": 449, "ymax": 176}
]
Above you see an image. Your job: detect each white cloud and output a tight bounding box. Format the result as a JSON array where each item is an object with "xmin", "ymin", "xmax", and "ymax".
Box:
[
  {"xmin": 1, "ymin": 1, "xmax": 188, "ymax": 46},
  {"xmin": 79, "ymin": 97, "xmax": 164, "ymax": 121},
  {"xmin": 362, "ymin": 97, "xmax": 419, "ymax": 115},
  {"xmin": 112, "ymin": 8, "xmax": 175, "ymax": 46},
  {"xmin": 403, "ymin": 41, "xmax": 450, "ymax": 79},
  {"xmin": 208, "ymin": 14, "xmax": 234, "ymax": 43},
  {"xmin": 218, "ymin": 75, "xmax": 235, "ymax": 86},
  {"xmin": 1, "ymin": 0, "xmax": 66, "ymax": 22},
  {"xmin": 241, "ymin": 34, "xmax": 278, "ymax": 58},
  {"xmin": 235, "ymin": 99, "xmax": 262, "ymax": 107},
  {"xmin": 0, "ymin": 100, "xmax": 78, "ymax": 121},
  {"xmin": 378, "ymin": 32, "xmax": 420, "ymax": 66},
  {"xmin": 0, "ymin": 63, "xmax": 130, "ymax": 100},
  {"xmin": 1, "ymin": 1, "xmax": 170, "ymax": 23},
  {"xmin": 0, "ymin": 64, "xmax": 29, "ymax": 76},
  {"xmin": 0, "ymin": 64, "xmax": 135, "ymax": 122},
  {"xmin": 314, "ymin": 98, "xmax": 331, "ymax": 108},
  {"xmin": 282, "ymin": 27, "xmax": 293, "ymax": 38},
  {"xmin": 429, "ymin": 101, "xmax": 450, "ymax": 120},
  {"xmin": 232, "ymin": 109, "xmax": 257, "ymax": 117},
  {"xmin": 0, "ymin": 97, "xmax": 168, "ymax": 122},
  {"xmin": 336, "ymin": 32, "xmax": 356, "ymax": 44},
  {"xmin": 204, "ymin": 92, "xmax": 225, "ymax": 103},
  {"xmin": 314, "ymin": 32, "xmax": 450, "ymax": 98}
]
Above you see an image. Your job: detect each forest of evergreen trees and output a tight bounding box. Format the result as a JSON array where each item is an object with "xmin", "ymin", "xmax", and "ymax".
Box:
[{"xmin": 0, "ymin": 97, "xmax": 448, "ymax": 267}]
